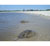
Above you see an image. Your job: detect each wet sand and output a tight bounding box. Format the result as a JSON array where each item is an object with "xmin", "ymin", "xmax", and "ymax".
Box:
[
  {"xmin": 16, "ymin": 15, "xmax": 50, "ymax": 41},
  {"xmin": 0, "ymin": 12, "xmax": 50, "ymax": 41}
]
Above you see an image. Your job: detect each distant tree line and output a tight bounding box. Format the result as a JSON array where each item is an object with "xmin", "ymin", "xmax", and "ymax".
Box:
[
  {"xmin": 46, "ymin": 9, "xmax": 50, "ymax": 11},
  {"xmin": 22, "ymin": 9, "xmax": 50, "ymax": 11},
  {"xmin": 0, "ymin": 9, "xmax": 50, "ymax": 12}
]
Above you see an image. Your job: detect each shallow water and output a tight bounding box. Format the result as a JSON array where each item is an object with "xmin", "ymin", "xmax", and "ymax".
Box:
[{"xmin": 0, "ymin": 13, "xmax": 50, "ymax": 41}]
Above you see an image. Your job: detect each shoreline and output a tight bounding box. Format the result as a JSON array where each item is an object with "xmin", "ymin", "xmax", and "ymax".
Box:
[
  {"xmin": 0, "ymin": 11, "xmax": 50, "ymax": 16},
  {"xmin": 0, "ymin": 11, "xmax": 50, "ymax": 40}
]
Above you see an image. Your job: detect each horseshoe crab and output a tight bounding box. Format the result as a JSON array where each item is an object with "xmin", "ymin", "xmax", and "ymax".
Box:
[{"xmin": 16, "ymin": 30, "xmax": 36, "ymax": 40}]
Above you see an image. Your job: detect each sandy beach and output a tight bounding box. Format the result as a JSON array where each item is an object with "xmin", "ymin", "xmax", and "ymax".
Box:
[
  {"xmin": 0, "ymin": 11, "xmax": 50, "ymax": 41},
  {"xmin": 15, "ymin": 11, "xmax": 50, "ymax": 41},
  {"xmin": 16, "ymin": 11, "xmax": 50, "ymax": 16}
]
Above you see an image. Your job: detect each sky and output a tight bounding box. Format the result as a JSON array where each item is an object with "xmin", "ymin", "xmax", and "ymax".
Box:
[{"xmin": 0, "ymin": 5, "xmax": 50, "ymax": 10}]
